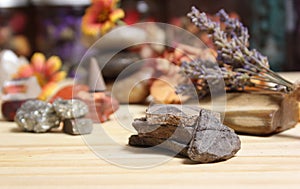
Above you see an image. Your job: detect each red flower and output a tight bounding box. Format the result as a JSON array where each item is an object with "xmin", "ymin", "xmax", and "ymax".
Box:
[{"xmin": 82, "ymin": 0, "xmax": 125, "ymax": 37}]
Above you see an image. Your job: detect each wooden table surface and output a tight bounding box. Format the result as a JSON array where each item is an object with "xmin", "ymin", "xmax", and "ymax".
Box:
[{"xmin": 0, "ymin": 72, "xmax": 300, "ymax": 189}]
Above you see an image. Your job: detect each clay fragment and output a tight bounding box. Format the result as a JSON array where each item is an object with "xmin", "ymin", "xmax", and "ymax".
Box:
[{"xmin": 63, "ymin": 118, "xmax": 93, "ymax": 135}]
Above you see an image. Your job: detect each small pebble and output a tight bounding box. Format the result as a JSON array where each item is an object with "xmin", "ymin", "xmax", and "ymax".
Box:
[
  {"xmin": 53, "ymin": 99, "xmax": 88, "ymax": 119},
  {"xmin": 63, "ymin": 118, "xmax": 93, "ymax": 135}
]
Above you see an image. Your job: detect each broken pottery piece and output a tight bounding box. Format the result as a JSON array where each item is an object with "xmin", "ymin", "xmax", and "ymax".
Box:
[
  {"xmin": 15, "ymin": 100, "xmax": 60, "ymax": 133},
  {"xmin": 53, "ymin": 99, "xmax": 88, "ymax": 119},
  {"xmin": 187, "ymin": 109, "xmax": 241, "ymax": 163},
  {"xmin": 63, "ymin": 118, "xmax": 93, "ymax": 135}
]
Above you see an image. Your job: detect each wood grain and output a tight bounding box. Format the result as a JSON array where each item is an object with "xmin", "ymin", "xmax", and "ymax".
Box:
[
  {"xmin": 0, "ymin": 108, "xmax": 300, "ymax": 188},
  {"xmin": 0, "ymin": 73, "xmax": 299, "ymax": 188}
]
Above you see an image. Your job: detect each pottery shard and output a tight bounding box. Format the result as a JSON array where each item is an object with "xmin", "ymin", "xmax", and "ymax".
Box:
[{"xmin": 187, "ymin": 109, "xmax": 241, "ymax": 163}]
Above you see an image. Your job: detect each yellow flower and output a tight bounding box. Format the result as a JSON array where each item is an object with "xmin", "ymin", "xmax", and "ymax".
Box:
[
  {"xmin": 81, "ymin": 0, "xmax": 125, "ymax": 37},
  {"xmin": 14, "ymin": 52, "xmax": 66, "ymax": 100},
  {"xmin": 38, "ymin": 82, "xmax": 58, "ymax": 101}
]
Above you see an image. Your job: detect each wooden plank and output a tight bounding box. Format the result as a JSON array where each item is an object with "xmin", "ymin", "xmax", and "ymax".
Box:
[
  {"xmin": 0, "ymin": 73, "xmax": 299, "ymax": 188},
  {"xmin": 0, "ymin": 111, "xmax": 300, "ymax": 188}
]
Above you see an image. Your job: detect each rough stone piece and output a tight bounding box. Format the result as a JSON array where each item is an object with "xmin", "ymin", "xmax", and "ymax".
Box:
[
  {"xmin": 132, "ymin": 117, "xmax": 193, "ymax": 144},
  {"xmin": 187, "ymin": 109, "xmax": 241, "ymax": 163},
  {"xmin": 63, "ymin": 118, "xmax": 93, "ymax": 135},
  {"xmin": 129, "ymin": 135, "xmax": 188, "ymax": 156},
  {"xmin": 76, "ymin": 91, "xmax": 119, "ymax": 123},
  {"xmin": 146, "ymin": 104, "xmax": 221, "ymax": 127},
  {"xmin": 128, "ymin": 105, "xmax": 241, "ymax": 163},
  {"xmin": 53, "ymin": 99, "xmax": 88, "ymax": 119},
  {"xmin": 15, "ymin": 100, "xmax": 60, "ymax": 133}
]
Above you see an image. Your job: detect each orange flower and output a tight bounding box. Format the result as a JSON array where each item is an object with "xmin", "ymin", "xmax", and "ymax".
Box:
[
  {"xmin": 82, "ymin": 0, "xmax": 125, "ymax": 37},
  {"xmin": 38, "ymin": 82, "xmax": 58, "ymax": 101},
  {"xmin": 13, "ymin": 52, "xmax": 66, "ymax": 100}
]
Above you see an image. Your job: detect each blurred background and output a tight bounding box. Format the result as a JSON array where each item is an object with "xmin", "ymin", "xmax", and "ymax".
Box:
[{"xmin": 1, "ymin": 0, "xmax": 300, "ymax": 71}]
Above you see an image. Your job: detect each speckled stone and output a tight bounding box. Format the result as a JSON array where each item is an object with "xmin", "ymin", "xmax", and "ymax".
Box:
[
  {"xmin": 53, "ymin": 99, "xmax": 88, "ymax": 119},
  {"xmin": 14, "ymin": 100, "xmax": 60, "ymax": 133}
]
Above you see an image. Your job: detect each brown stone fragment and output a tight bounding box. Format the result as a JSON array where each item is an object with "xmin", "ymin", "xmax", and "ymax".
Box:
[
  {"xmin": 129, "ymin": 105, "xmax": 241, "ymax": 163},
  {"xmin": 132, "ymin": 118, "xmax": 193, "ymax": 144},
  {"xmin": 187, "ymin": 109, "xmax": 241, "ymax": 163},
  {"xmin": 129, "ymin": 135, "xmax": 188, "ymax": 156},
  {"xmin": 145, "ymin": 104, "xmax": 220, "ymax": 127}
]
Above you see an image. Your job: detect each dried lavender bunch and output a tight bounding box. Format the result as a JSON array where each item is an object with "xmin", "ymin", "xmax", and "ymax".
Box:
[
  {"xmin": 178, "ymin": 58, "xmax": 255, "ymax": 96},
  {"xmin": 180, "ymin": 7, "xmax": 295, "ymax": 96}
]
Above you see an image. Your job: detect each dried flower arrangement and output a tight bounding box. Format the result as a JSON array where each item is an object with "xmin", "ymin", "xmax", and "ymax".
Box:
[{"xmin": 177, "ymin": 7, "xmax": 298, "ymax": 98}]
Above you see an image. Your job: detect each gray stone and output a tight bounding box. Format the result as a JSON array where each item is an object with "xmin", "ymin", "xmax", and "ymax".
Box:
[
  {"xmin": 129, "ymin": 105, "xmax": 241, "ymax": 163},
  {"xmin": 146, "ymin": 104, "xmax": 221, "ymax": 127},
  {"xmin": 15, "ymin": 100, "xmax": 60, "ymax": 133},
  {"xmin": 63, "ymin": 118, "xmax": 93, "ymax": 135},
  {"xmin": 132, "ymin": 117, "xmax": 193, "ymax": 144},
  {"xmin": 187, "ymin": 109, "xmax": 241, "ymax": 163},
  {"xmin": 129, "ymin": 135, "xmax": 188, "ymax": 156},
  {"xmin": 53, "ymin": 99, "xmax": 88, "ymax": 119}
]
